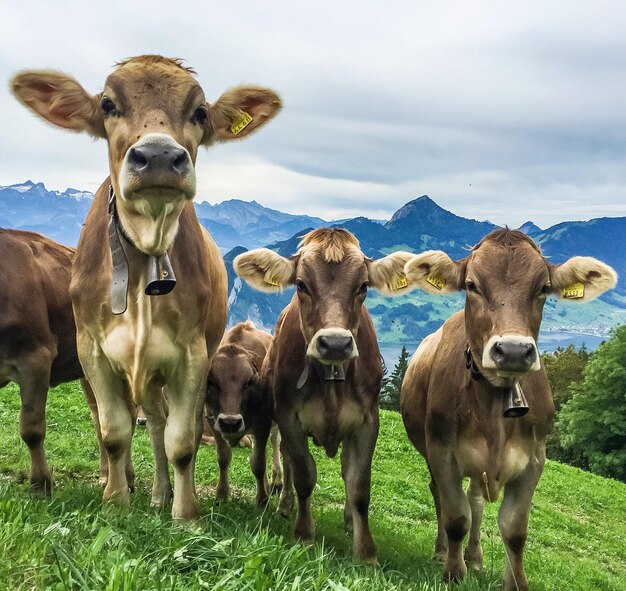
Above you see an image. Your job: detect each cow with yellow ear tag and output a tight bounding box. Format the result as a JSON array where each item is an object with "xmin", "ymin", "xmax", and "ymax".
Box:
[{"xmin": 400, "ymin": 228, "xmax": 617, "ymax": 590}]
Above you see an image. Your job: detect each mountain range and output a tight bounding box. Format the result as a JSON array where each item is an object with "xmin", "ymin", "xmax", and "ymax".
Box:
[{"xmin": 2, "ymin": 180, "xmax": 624, "ymax": 352}]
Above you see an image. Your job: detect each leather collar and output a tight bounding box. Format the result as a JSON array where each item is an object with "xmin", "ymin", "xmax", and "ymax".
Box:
[
  {"xmin": 108, "ymin": 186, "xmax": 177, "ymax": 315},
  {"xmin": 464, "ymin": 346, "xmax": 483, "ymax": 381}
]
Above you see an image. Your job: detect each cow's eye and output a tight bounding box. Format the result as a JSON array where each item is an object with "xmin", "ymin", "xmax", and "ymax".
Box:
[
  {"xmin": 192, "ymin": 107, "xmax": 208, "ymax": 125},
  {"xmin": 245, "ymin": 377, "xmax": 255, "ymax": 389},
  {"xmin": 466, "ymin": 280, "xmax": 478, "ymax": 293},
  {"xmin": 540, "ymin": 283, "xmax": 551, "ymax": 296},
  {"xmin": 101, "ymin": 97, "xmax": 117, "ymax": 116},
  {"xmin": 296, "ymin": 279, "xmax": 309, "ymax": 294},
  {"xmin": 358, "ymin": 282, "xmax": 369, "ymax": 294}
]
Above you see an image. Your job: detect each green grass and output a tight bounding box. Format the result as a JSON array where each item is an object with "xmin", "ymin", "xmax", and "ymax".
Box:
[{"xmin": 1, "ymin": 382, "xmax": 625, "ymax": 590}]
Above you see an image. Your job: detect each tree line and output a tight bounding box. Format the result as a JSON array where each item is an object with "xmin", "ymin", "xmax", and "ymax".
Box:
[{"xmin": 379, "ymin": 325, "xmax": 626, "ymax": 482}]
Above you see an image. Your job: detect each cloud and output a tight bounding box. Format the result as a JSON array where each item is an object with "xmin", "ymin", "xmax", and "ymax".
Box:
[{"xmin": 1, "ymin": 0, "xmax": 625, "ymax": 229}]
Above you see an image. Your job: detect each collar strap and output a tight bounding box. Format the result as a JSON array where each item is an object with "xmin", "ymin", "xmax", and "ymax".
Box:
[
  {"xmin": 464, "ymin": 346, "xmax": 483, "ymax": 381},
  {"xmin": 296, "ymin": 355, "xmax": 347, "ymax": 390},
  {"xmin": 108, "ymin": 186, "xmax": 177, "ymax": 316}
]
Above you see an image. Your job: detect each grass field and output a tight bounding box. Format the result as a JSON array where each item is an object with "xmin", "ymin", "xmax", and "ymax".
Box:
[{"xmin": 1, "ymin": 381, "xmax": 625, "ymax": 590}]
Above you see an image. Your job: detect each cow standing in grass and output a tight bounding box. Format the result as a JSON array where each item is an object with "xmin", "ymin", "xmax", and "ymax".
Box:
[
  {"xmin": 234, "ymin": 228, "xmax": 415, "ymax": 562},
  {"xmin": 400, "ymin": 229, "xmax": 617, "ymax": 590},
  {"xmin": 0, "ymin": 230, "xmax": 125, "ymax": 492},
  {"xmin": 206, "ymin": 321, "xmax": 282, "ymax": 505},
  {"xmin": 11, "ymin": 55, "xmax": 281, "ymax": 520}
]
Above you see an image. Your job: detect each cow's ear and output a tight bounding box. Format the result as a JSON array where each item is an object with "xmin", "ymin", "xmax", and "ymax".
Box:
[
  {"xmin": 11, "ymin": 70, "xmax": 105, "ymax": 137},
  {"xmin": 234, "ymin": 248, "xmax": 295, "ymax": 293},
  {"xmin": 404, "ymin": 250, "xmax": 464, "ymax": 294},
  {"xmin": 207, "ymin": 85, "xmax": 281, "ymax": 144},
  {"xmin": 550, "ymin": 257, "xmax": 617, "ymax": 302},
  {"xmin": 368, "ymin": 251, "xmax": 418, "ymax": 295}
]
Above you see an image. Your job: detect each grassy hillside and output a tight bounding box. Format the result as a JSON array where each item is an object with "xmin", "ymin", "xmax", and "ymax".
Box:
[{"xmin": 1, "ymin": 382, "xmax": 624, "ymax": 590}]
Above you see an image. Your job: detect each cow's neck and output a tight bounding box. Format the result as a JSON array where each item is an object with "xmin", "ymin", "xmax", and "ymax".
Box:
[
  {"xmin": 108, "ymin": 187, "xmax": 177, "ymax": 314},
  {"xmin": 464, "ymin": 345, "xmax": 529, "ymax": 419}
]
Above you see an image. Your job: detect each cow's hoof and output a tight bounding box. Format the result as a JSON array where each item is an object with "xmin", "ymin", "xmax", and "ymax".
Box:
[
  {"xmin": 215, "ymin": 484, "xmax": 229, "ymax": 502},
  {"xmin": 30, "ymin": 475, "xmax": 53, "ymax": 496},
  {"xmin": 443, "ymin": 561, "xmax": 467, "ymax": 583},
  {"xmin": 464, "ymin": 548, "xmax": 483, "ymax": 572},
  {"xmin": 294, "ymin": 517, "xmax": 315, "ymax": 544},
  {"xmin": 103, "ymin": 488, "xmax": 131, "ymax": 508}
]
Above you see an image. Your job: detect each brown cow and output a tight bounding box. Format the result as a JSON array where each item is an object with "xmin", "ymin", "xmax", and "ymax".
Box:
[
  {"xmin": 234, "ymin": 228, "xmax": 415, "ymax": 562},
  {"xmin": 400, "ymin": 229, "xmax": 617, "ymax": 590},
  {"xmin": 205, "ymin": 321, "xmax": 282, "ymax": 505},
  {"xmin": 0, "ymin": 229, "xmax": 122, "ymax": 491},
  {"xmin": 11, "ymin": 55, "xmax": 281, "ymax": 520}
]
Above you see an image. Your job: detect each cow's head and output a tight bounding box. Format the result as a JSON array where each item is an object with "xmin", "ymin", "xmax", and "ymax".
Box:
[
  {"xmin": 207, "ymin": 344, "xmax": 260, "ymax": 441},
  {"xmin": 11, "ymin": 55, "xmax": 281, "ymax": 256},
  {"xmin": 234, "ymin": 228, "xmax": 414, "ymax": 365},
  {"xmin": 405, "ymin": 229, "xmax": 617, "ymax": 386}
]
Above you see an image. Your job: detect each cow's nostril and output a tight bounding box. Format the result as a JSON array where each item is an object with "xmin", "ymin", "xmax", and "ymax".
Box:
[
  {"xmin": 524, "ymin": 343, "xmax": 537, "ymax": 363},
  {"xmin": 171, "ymin": 150, "xmax": 188, "ymax": 174},
  {"xmin": 492, "ymin": 342, "xmax": 505, "ymax": 360},
  {"xmin": 128, "ymin": 147, "xmax": 148, "ymax": 170}
]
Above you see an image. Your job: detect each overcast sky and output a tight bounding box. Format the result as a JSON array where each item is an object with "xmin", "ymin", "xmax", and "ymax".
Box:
[{"xmin": 2, "ymin": 0, "xmax": 625, "ymax": 227}]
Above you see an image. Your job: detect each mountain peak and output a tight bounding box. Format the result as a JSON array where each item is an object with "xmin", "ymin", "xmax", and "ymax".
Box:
[
  {"xmin": 389, "ymin": 195, "xmax": 444, "ymax": 223},
  {"xmin": 518, "ymin": 220, "xmax": 543, "ymax": 236}
]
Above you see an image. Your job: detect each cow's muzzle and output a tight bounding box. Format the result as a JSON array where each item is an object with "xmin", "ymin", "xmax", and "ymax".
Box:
[
  {"xmin": 482, "ymin": 335, "xmax": 540, "ymax": 375},
  {"xmin": 214, "ymin": 413, "xmax": 245, "ymax": 437},
  {"xmin": 120, "ymin": 133, "xmax": 194, "ymax": 199},
  {"xmin": 307, "ymin": 328, "xmax": 358, "ymax": 364}
]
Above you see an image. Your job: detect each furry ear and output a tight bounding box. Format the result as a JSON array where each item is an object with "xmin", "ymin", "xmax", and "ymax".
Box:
[
  {"xmin": 11, "ymin": 70, "xmax": 104, "ymax": 137},
  {"xmin": 368, "ymin": 251, "xmax": 417, "ymax": 295},
  {"xmin": 208, "ymin": 85, "xmax": 281, "ymax": 143},
  {"xmin": 550, "ymin": 256, "xmax": 617, "ymax": 302},
  {"xmin": 234, "ymin": 248, "xmax": 295, "ymax": 293},
  {"xmin": 404, "ymin": 250, "xmax": 464, "ymax": 295}
]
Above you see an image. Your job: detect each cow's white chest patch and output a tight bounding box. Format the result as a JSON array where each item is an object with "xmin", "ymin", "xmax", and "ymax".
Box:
[{"xmin": 101, "ymin": 297, "xmax": 183, "ymax": 402}]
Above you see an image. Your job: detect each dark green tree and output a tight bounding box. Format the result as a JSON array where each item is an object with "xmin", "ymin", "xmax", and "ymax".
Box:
[
  {"xmin": 557, "ymin": 326, "xmax": 626, "ymax": 482},
  {"xmin": 380, "ymin": 346, "xmax": 410, "ymax": 412},
  {"xmin": 542, "ymin": 344, "xmax": 590, "ymax": 464}
]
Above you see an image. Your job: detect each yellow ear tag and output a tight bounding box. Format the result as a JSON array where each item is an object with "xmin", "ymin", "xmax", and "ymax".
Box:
[
  {"xmin": 427, "ymin": 275, "xmax": 446, "ymax": 290},
  {"xmin": 393, "ymin": 275, "xmax": 408, "ymax": 290},
  {"xmin": 265, "ymin": 276, "xmax": 280, "ymax": 288},
  {"xmin": 562, "ymin": 282, "xmax": 585, "ymax": 299},
  {"xmin": 231, "ymin": 111, "xmax": 253, "ymax": 135}
]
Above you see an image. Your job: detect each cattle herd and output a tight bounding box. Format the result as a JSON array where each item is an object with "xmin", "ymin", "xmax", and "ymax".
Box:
[{"xmin": 1, "ymin": 55, "xmax": 618, "ymax": 590}]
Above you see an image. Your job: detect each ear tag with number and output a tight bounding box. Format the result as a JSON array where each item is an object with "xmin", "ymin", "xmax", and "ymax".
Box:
[
  {"xmin": 265, "ymin": 276, "xmax": 281, "ymax": 288},
  {"xmin": 562, "ymin": 282, "xmax": 585, "ymax": 299},
  {"xmin": 427, "ymin": 275, "xmax": 446, "ymax": 290},
  {"xmin": 393, "ymin": 275, "xmax": 408, "ymax": 290},
  {"xmin": 231, "ymin": 111, "xmax": 253, "ymax": 135}
]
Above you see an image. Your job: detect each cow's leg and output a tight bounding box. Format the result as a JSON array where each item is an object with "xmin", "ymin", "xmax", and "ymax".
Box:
[
  {"xmin": 464, "ymin": 477, "xmax": 485, "ymax": 571},
  {"xmin": 498, "ymin": 454, "xmax": 544, "ymax": 591},
  {"xmin": 79, "ymin": 337, "xmax": 133, "ymax": 507},
  {"xmin": 251, "ymin": 420, "xmax": 272, "ymax": 506},
  {"xmin": 427, "ymin": 467, "xmax": 447, "ymax": 561},
  {"xmin": 341, "ymin": 416, "xmax": 378, "ymax": 563},
  {"xmin": 81, "ymin": 378, "xmax": 108, "ymax": 486},
  {"xmin": 430, "ymin": 449, "xmax": 470, "ymax": 582},
  {"xmin": 213, "ymin": 429, "xmax": 232, "ymax": 501},
  {"xmin": 17, "ymin": 355, "xmax": 52, "ymax": 494},
  {"xmin": 269, "ymin": 424, "xmax": 283, "ymax": 493},
  {"xmin": 142, "ymin": 386, "xmax": 172, "ymax": 508},
  {"xmin": 165, "ymin": 352, "xmax": 208, "ymax": 521},
  {"xmin": 81, "ymin": 377, "xmax": 135, "ymax": 491},
  {"xmin": 341, "ymin": 446, "xmax": 353, "ymax": 533},
  {"xmin": 277, "ymin": 438, "xmax": 294, "ymax": 517},
  {"xmin": 278, "ymin": 414, "xmax": 316, "ymax": 541}
]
